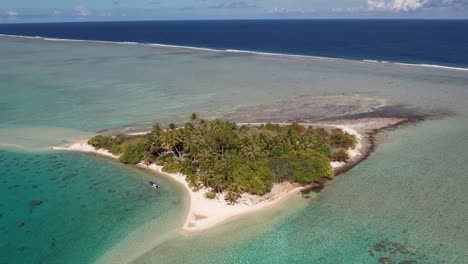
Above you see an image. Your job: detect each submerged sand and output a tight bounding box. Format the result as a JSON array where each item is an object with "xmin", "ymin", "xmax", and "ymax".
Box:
[{"xmin": 51, "ymin": 118, "xmax": 405, "ymax": 232}]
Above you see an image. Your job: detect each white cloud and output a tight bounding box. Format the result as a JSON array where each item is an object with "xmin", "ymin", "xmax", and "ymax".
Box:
[
  {"xmin": 74, "ymin": 6, "xmax": 91, "ymax": 17},
  {"xmin": 332, "ymin": 6, "xmax": 367, "ymax": 13},
  {"xmin": 209, "ymin": 1, "xmax": 257, "ymax": 9},
  {"xmin": 53, "ymin": 10, "xmax": 63, "ymax": 16},
  {"xmin": 270, "ymin": 7, "xmax": 314, "ymax": 14},
  {"xmin": 6, "ymin": 10, "xmax": 18, "ymax": 17},
  {"xmin": 367, "ymin": 0, "xmax": 428, "ymax": 11},
  {"xmin": 333, "ymin": 0, "xmax": 468, "ymax": 13}
]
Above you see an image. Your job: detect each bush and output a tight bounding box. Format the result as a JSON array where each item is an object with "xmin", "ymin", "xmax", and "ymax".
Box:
[
  {"xmin": 281, "ymin": 150, "xmax": 334, "ymax": 183},
  {"xmin": 332, "ymin": 149, "xmax": 350, "ymax": 162},
  {"xmin": 315, "ymin": 127, "xmax": 329, "ymax": 140},
  {"xmin": 268, "ymin": 157, "xmax": 293, "ymax": 182},
  {"xmin": 88, "ymin": 135, "xmax": 104, "ymax": 148},
  {"xmin": 119, "ymin": 139, "xmax": 146, "ymax": 164},
  {"xmin": 269, "ymin": 143, "xmax": 291, "ymax": 158},
  {"xmin": 264, "ymin": 123, "xmax": 281, "ymax": 132},
  {"xmin": 205, "ymin": 192, "xmax": 217, "ymax": 199},
  {"xmin": 329, "ymin": 128, "xmax": 357, "ymax": 149},
  {"xmin": 290, "ymin": 123, "xmax": 306, "ymax": 134},
  {"xmin": 229, "ymin": 159, "xmax": 275, "ymax": 195},
  {"xmin": 87, "ymin": 134, "xmax": 137, "ymax": 155},
  {"xmin": 88, "ymin": 135, "xmax": 122, "ymax": 155}
]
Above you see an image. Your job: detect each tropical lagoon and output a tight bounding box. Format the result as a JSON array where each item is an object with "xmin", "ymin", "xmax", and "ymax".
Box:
[{"xmin": 1, "ymin": 31, "xmax": 467, "ymax": 263}]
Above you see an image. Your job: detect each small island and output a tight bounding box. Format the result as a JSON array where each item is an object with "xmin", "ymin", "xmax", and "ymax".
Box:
[
  {"xmin": 89, "ymin": 113, "xmax": 356, "ymax": 202},
  {"xmin": 52, "ymin": 114, "xmax": 405, "ymax": 231}
]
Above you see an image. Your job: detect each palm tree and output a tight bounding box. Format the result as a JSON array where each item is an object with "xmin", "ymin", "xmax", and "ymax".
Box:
[
  {"xmin": 152, "ymin": 122, "xmax": 162, "ymax": 135},
  {"xmin": 161, "ymin": 130, "xmax": 183, "ymax": 157},
  {"xmin": 190, "ymin": 112, "xmax": 199, "ymax": 122},
  {"xmin": 212, "ymin": 175, "xmax": 227, "ymax": 193},
  {"xmin": 184, "ymin": 122, "xmax": 194, "ymax": 131},
  {"xmin": 185, "ymin": 170, "xmax": 201, "ymax": 190},
  {"xmin": 201, "ymin": 173, "xmax": 213, "ymax": 188},
  {"xmin": 168, "ymin": 122, "xmax": 177, "ymax": 130},
  {"xmin": 230, "ymin": 183, "xmax": 243, "ymax": 197},
  {"xmin": 225, "ymin": 190, "xmax": 239, "ymax": 204},
  {"xmin": 199, "ymin": 119, "xmax": 207, "ymax": 130},
  {"xmin": 143, "ymin": 151, "xmax": 152, "ymax": 166},
  {"xmin": 242, "ymin": 144, "xmax": 259, "ymax": 160}
]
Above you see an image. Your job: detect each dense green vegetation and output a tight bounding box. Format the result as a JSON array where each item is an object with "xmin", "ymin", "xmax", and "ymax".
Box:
[
  {"xmin": 119, "ymin": 138, "xmax": 146, "ymax": 164},
  {"xmin": 331, "ymin": 149, "xmax": 350, "ymax": 162},
  {"xmin": 329, "ymin": 128, "xmax": 357, "ymax": 149},
  {"xmin": 88, "ymin": 114, "xmax": 356, "ymax": 203},
  {"xmin": 88, "ymin": 134, "xmax": 123, "ymax": 155}
]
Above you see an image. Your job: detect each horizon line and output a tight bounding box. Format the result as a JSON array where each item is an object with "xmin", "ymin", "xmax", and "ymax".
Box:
[{"xmin": 1, "ymin": 18, "xmax": 468, "ymax": 25}]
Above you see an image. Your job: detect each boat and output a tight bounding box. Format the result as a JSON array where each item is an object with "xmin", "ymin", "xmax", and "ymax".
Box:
[{"xmin": 149, "ymin": 181, "xmax": 160, "ymax": 189}]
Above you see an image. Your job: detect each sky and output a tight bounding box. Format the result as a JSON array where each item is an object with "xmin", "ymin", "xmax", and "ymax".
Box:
[{"xmin": 0, "ymin": 0, "xmax": 467, "ymax": 23}]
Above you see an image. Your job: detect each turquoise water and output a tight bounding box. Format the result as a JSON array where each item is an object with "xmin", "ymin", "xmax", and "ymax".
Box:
[
  {"xmin": 1, "ymin": 36, "xmax": 467, "ymax": 263},
  {"xmin": 0, "ymin": 150, "xmax": 185, "ymax": 264}
]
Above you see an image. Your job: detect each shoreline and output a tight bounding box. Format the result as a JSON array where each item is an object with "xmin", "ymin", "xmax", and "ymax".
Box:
[
  {"xmin": 51, "ymin": 141, "xmax": 306, "ymax": 232},
  {"xmin": 51, "ymin": 117, "xmax": 406, "ymax": 232}
]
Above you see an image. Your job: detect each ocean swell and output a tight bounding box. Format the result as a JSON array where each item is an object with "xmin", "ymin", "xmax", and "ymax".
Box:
[{"xmin": 1, "ymin": 33, "xmax": 467, "ymax": 72}]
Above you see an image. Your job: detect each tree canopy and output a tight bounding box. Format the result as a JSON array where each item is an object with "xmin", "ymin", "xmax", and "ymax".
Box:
[{"xmin": 89, "ymin": 114, "xmax": 355, "ymax": 203}]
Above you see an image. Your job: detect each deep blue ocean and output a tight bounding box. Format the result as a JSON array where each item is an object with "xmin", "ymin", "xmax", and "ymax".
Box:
[{"xmin": 0, "ymin": 19, "xmax": 467, "ymax": 68}]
